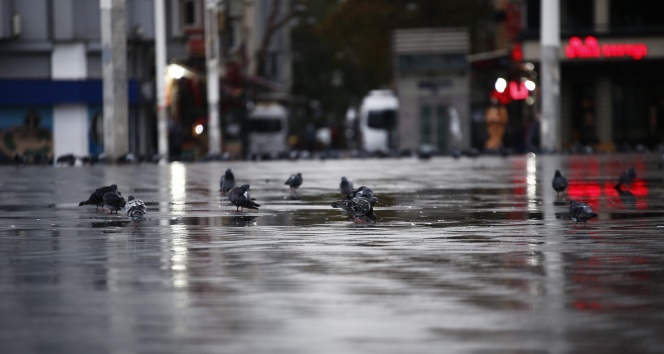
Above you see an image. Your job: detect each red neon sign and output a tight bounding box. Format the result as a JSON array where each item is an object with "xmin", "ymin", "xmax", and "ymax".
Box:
[{"xmin": 565, "ymin": 36, "xmax": 648, "ymax": 60}]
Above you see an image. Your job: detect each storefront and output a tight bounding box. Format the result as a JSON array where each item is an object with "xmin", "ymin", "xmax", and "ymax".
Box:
[{"xmin": 521, "ymin": 35, "xmax": 664, "ymax": 151}]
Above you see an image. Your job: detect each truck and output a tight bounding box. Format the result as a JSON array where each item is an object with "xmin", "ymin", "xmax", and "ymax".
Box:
[
  {"xmin": 359, "ymin": 90, "xmax": 399, "ymax": 154},
  {"xmin": 247, "ymin": 102, "xmax": 289, "ymax": 158}
]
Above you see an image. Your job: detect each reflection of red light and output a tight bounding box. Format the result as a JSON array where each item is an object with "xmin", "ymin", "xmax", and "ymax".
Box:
[
  {"xmin": 567, "ymin": 182, "xmax": 602, "ymax": 209},
  {"xmin": 570, "ymin": 254, "xmax": 651, "ymax": 312},
  {"xmin": 622, "ymin": 180, "xmax": 647, "ymax": 196},
  {"xmin": 565, "ymin": 36, "xmax": 648, "ymax": 60},
  {"xmin": 573, "ymin": 301, "xmax": 602, "ymax": 310}
]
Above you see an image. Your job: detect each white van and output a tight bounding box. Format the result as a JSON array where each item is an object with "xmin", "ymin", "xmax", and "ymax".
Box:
[
  {"xmin": 359, "ymin": 90, "xmax": 399, "ymax": 153},
  {"xmin": 247, "ymin": 102, "xmax": 289, "ymax": 157}
]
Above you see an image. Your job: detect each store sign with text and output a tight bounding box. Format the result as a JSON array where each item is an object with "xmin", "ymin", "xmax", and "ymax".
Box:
[{"xmin": 565, "ymin": 36, "xmax": 648, "ymax": 60}]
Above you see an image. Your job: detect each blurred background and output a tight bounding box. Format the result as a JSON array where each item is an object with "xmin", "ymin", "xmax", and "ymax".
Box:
[{"xmin": 0, "ymin": 0, "xmax": 662, "ymax": 163}]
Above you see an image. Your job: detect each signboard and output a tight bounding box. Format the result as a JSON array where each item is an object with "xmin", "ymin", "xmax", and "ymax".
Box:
[{"xmin": 565, "ymin": 36, "xmax": 648, "ymax": 60}]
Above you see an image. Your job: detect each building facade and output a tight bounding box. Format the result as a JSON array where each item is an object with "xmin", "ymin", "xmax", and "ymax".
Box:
[
  {"xmin": 392, "ymin": 28, "xmax": 471, "ymax": 154},
  {"xmin": 0, "ymin": 0, "xmax": 295, "ymax": 162},
  {"xmin": 519, "ymin": 0, "xmax": 664, "ymax": 151}
]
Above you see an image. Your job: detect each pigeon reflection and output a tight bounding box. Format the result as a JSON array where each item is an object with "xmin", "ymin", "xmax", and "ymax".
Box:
[
  {"xmin": 616, "ymin": 188, "xmax": 636, "ymax": 209},
  {"xmin": 229, "ymin": 215, "xmax": 258, "ymax": 227},
  {"xmin": 91, "ymin": 220, "xmax": 131, "ymax": 228}
]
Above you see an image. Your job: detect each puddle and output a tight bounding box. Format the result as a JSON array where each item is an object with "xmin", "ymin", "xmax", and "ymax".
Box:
[{"xmin": 1, "ymin": 155, "xmax": 664, "ymax": 353}]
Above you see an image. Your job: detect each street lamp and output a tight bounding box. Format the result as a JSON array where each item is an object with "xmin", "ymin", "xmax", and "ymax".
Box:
[
  {"xmin": 167, "ymin": 64, "xmax": 186, "ymax": 79},
  {"xmin": 495, "ymin": 78, "xmax": 507, "ymax": 93}
]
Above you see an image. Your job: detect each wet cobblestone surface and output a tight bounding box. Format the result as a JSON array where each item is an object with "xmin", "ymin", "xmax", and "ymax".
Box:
[{"xmin": 1, "ymin": 154, "xmax": 664, "ymax": 353}]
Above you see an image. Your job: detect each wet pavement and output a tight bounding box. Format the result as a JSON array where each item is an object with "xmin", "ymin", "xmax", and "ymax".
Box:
[{"xmin": 1, "ymin": 154, "xmax": 664, "ymax": 353}]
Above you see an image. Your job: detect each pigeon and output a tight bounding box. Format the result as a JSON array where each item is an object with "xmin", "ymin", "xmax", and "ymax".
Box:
[
  {"xmin": 103, "ymin": 190, "xmax": 126, "ymax": 214},
  {"xmin": 228, "ymin": 184, "xmax": 260, "ymax": 212},
  {"xmin": 285, "ymin": 173, "xmax": 303, "ymax": 192},
  {"xmin": 340, "ymin": 177, "xmax": 354, "ymax": 196},
  {"xmin": 569, "ymin": 200, "xmax": 597, "ymax": 226},
  {"xmin": 125, "ymin": 195, "xmax": 147, "ymax": 228},
  {"xmin": 615, "ymin": 167, "xmax": 636, "ymax": 190},
  {"xmin": 349, "ymin": 186, "xmax": 375, "ymax": 199},
  {"xmin": 79, "ymin": 184, "xmax": 119, "ymax": 211},
  {"xmin": 450, "ymin": 148, "xmax": 462, "ymax": 159},
  {"xmin": 219, "ymin": 168, "xmax": 235, "ymax": 193},
  {"xmin": 552, "ymin": 170, "xmax": 568, "ymax": 196},
  {"xmin": 332, "ymin": 196, "xmax": 378, "ymax": 223}
]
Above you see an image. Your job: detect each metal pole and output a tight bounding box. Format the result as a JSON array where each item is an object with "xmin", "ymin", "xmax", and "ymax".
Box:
[
  {"xmin": 100, "ymin": 0, "xmax": 129, "ymax": 161},
  {"xmin": 540, "ymin": 0, "xmax": 560, "ymax": 152},
  {"xmin": 154, "ymin": 0, "xmax": 169, "ymax": 162},
  {"xmin": 205, "ymin": 0, "xmax": 222, "ymax": 155}
]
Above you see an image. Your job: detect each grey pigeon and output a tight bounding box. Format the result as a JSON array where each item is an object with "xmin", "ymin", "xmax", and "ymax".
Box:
[
  {"xmin": 332, "ymin": 196, "xmax": 378, "ymax": 223},
  {"xmin": 228, "ymin": 184, "xmax": 260, "ymax": 212},
  {"xmin": 103, "ymin": 190, "xmax": 126, "ymax": 214},
  {"xmin": 569, "ymin": 200, "xmax": 597, "ymax": 226},
  {"xmin": 349, "ymin": 185, "xmax": 375, "ymax": 199},
  {"xmin": 340, "ymin": 177, "xmax": 354, "ymax": 196},
  {"xmin": 125, "ymin": 195, "xmax": 147, "ymax": 228},
  {"xmin": 219, "ymin": 168, "xmax": 235, "ymax": 193},
  {"xmin": 615, "ymin": 167, "xmax": 636, "ymax": 190},
  {"xmin": 552, "ymin": 170, "xmax": 568, "ymax": 196},
  {"xmin": 285, "ymin": 173, "xmax": 303, "ymax": 192},
  {"xmin": 79, "ymin": 184, "xmax": 118, "ymax": 211}
]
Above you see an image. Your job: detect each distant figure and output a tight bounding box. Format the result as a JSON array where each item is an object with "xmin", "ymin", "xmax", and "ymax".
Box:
[
  {"xmin": 552, "ymin": 170, "xmax": 569, "ymax": 197},
  {"xmin": 579, "ymin": 98, "xmax": 598, "ymax": 146},
  {"xmin": 484, "ymin": 98, "xmax": 508, "ymax": 150},
  {"xmin": 0, "ymin": 110, "xmax": 53, "ymax": 162},
  {"xmin": 615, "ymin": 167, "xmax": 636, "ymax": 190},
  {"xmin": 219, "ymin": 168, "xmax": 235, "ymax": 193}
]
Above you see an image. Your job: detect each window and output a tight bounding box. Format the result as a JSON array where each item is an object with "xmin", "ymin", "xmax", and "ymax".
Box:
[
  {"xmin": 610, "ymin": 0, "xmax": 664, "ymax": 32},
  {"xmin": 180, "ymin": 0, "xmax": 201, "ymax": 29},
  {"xmin": 561, "ymin": 0, "xmax": 593, "ymax": 33},
  {"xmin": 249, "ymin": 118, "xmax": 283, "ymax": 133},
  {"xmin": 368, "ymin": 110, "xmax": 397, "ymax": 130}
]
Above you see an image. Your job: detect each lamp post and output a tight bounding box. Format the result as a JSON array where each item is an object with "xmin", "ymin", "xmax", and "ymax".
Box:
[
  {"xmin": 540, "ymin": 0, "xmax": 560, "ymax": 152},
  {"xmin": 154, "ymin": 0, "xmax": 168, "ymax": 162},
  {"xmin": 100, "ymin": 0, "xmax": 129, "ymax": 161},
  {"xmin": 205, "ymin": 0, "xmax": 223, "ymax": 156}
]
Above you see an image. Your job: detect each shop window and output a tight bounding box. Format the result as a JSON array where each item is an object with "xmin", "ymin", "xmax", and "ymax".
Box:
[
  {"xmin": 561, "ymin": 0, "xmax": 593, "ymax": 33},
  {"xmin": 523, "ymin": 0, "xmax": 540, "ymax": 32},
  {"xmin": 180, "ymin": 0, "xmax": 201, "ymax": 30},
  {"xmin": 610, "ymin": 0, "xmax": 664, "ymax": 32}
]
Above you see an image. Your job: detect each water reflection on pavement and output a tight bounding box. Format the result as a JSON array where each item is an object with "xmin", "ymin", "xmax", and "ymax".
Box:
[{"xmin": 1, "ymin": 154, "xmax": 663, "ymax": 353}]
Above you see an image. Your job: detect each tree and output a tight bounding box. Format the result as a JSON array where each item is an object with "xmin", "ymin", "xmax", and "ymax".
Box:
[
  {"xmin": 255, "ymin": 0, "xmax": 304, "ymax": 78},
  {"xmin": 290, "ymin": 0, "xmax": 495, "ymax": 145}
]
